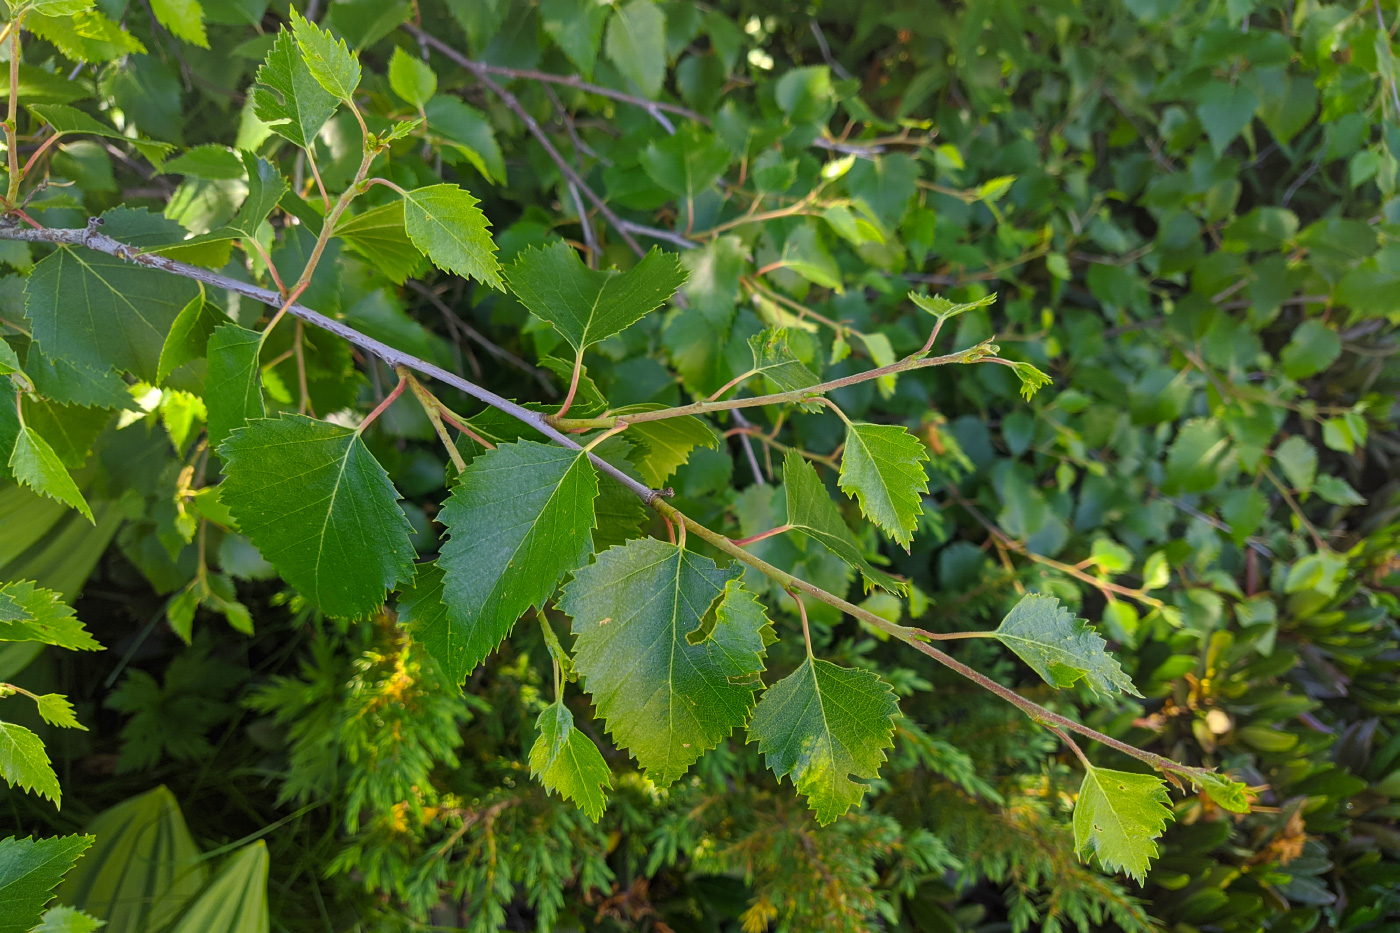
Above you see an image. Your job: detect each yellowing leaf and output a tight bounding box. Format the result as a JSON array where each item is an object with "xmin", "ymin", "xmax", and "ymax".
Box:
[
  {"xmin": 1073, "ymin": 764, "xmax": 1173, "ymax": 883},
  {"xmin": 529, "ymin": 701, "xmax": 612, "ymax": 822}
]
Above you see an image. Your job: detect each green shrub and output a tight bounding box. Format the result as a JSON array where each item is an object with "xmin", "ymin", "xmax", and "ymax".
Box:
[{"xmin": 0, "ymin": 1, "xmax": 1397, "ymax": 931}]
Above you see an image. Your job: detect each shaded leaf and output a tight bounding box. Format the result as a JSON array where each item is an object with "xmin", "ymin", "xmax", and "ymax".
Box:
[
  {"xmin": 204, "ymin": 324, "xmax": 265, "ymax": 449},
  {"xmin": 25, "ymin": 209, "xmax": 200, "ymax": 382},
  {"xmin": 605, "ymin": 0, "xmax": 666, "ymax": 97},
  {"xmin": 436, "ymin": 441, "xmax": 598, "ymax": 684},
  {"xmin": 507, "ymin": 242, "xmax": 686, "ymax": 354},
  {"xmin": 783, "ymin": 452, "xmax": 905, "ymax": 595},
  {"xmin": 218, "ymin": 415, "xmax": 417, "ymax": 619}
]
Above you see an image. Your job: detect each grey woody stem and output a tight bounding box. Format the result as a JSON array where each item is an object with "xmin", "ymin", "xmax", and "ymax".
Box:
[
  {"xmin": 0, "ymin": 219, "xmax": 1198, "ymax": 783},
  {"xmin": 0, "ymin": 221, "xmax": 659, "ymax": 504}
]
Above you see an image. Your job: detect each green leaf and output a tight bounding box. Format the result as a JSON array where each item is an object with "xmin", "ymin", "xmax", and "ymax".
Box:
[
  {"xmin": 289, "ymin": 10, "xmax": 360, "ymax": 100},
  {"xmin": 218, "ymin": 415, "xmax": 417, "ymax": 619},
  {"xmin": 1190, "ymin": 771, "xmax": 1251, "ymax": 813},
  {"xmin": 1274, "ymin": 435, "xmax": 1316, "ymax": 492},
  {"xmin": 401, "ymin": 184, "xmax": 503, "ymax": 290},
  {"xmin": 783, "ymin": 452, "xmax": 905, "ymax": 595},
  {"xmin": 1073, "ymin": 764, "xmax": 1173, "ymax": 883},
  {"xmin": 26, "ymin": 0, "xmax": 96, "ymax": 14},
  {"xmin": 56, "ymin": 785, "xmax": 205, "ymax": 929},
  {"xmin": 1280, "ymin": 320, "xmax": 1342, "ymax": 379},
  {"xmin": 0, "ymin": 341, "xmax": 18, "ymax": 376},
  {"xmin": 23, "ymin": 349, "xmax": 132, "ymax": 410},
  {"xmin": 640, "ymin": 125, "xmax": 731, "ymax": 199},
  {"xmin": 837, "ymin": 422, "xmax": 929, "ymax": 549},
  {"xmin": 157, "ymin": 290, "xmax": 227, "ymax": 385},
  {"xmin": 993, "ymin": 594, "xmax": 1140, "ymax": 698},
  {"xmin": 774, "ymin": 225, "xmax": 842, "ymax": 291},
  {"xmin": 26, "ymin": 11, "xmax": 145, "ymax": 63},
  {"xmin": 908, "ymin": 290, "xmax": 997, "ymax": 323},
  {"xmin": 746, "ymin": 328, "xmax": 820, "ymax": 395},
  {"xmin": 0, "ymin": 835, "xmax": 93, "ymax": 933},
  {"xmin": 747, "ymin": 657, "xmax": 898, "ymax": 824},
  {"xmin": 605, "ymin": 0, "xmax": 666, "ymax": 97},
  {"xmin": 149, "ymin": 0, "xmax": 208, "ymax": 48},
  {"xmin": 529, "ymin": 700, "xmax": 612, "ymax": 822},
  {"xmin": 28, "ymin": 905, "xmax": 103, "ymax": 933},
  {"xmin": 33, "ymin": 695, "xmax": 83, "ymax": 731},
  {"xmin": 25, "ymin": 209, "xmax": 201, "ymax": 383},
  {"xmin": 9, "ymin": 426, "xmax": 94, "ymax": 524},
  {"xmin": 1314, "ymin": 474, "xmax": 1365, "ymax": 506},
  {"xmin": 204, "ymin": 324, "xmax": 265, "ymax": 449},
  {"xmin": 541, "ymin": 0, "xmax": 610, "ymax": 78},
  {"xmin": 334, "ymin": 201, "xmax": 423, "ymax": 285},
  {"xmin": 214, "ymin": 153, "xmax": 289, "ymax": 241},
  {"xmin": 509, "ymin": 243, "xmax": 686, "ymax": 355},
  {"xmin": 0, "ymin": 722, "xmax": 61, "ymax": 806},
  {"xmin": 0, "ymin": 581, "xmax": 100, "ymax": 651},
  {"xmin": 774, "ymin": 65, "xmax": 833, "ymax": 124},
  {"xmin": 424, "ymin": 96, "xmax": 506, "ymax": 184},
  {"xmin": 166, "ymin": 842, "xmax": 269, "ymax": 933},
  {"xmin": 615, "ymin": 410, "xmax": 721, "ymax": 486},
  {"xmin": 388, "ymin": 46, "xmax": 436, "ymax": 108},
  {"xmin": 1195, "ymin": 81, "xmax": 1259, "ymax": 155},
  {"xmin": 1010, "ymin": 361, "xmax": 1052, "ymax": 400},
  {"xmin": 1164, "ymin": 418, "xmax": 1230, "ymax": 494},
  {"xmin": 435, "ymin": 441, "xmax": 598, "ymax": 684},
  {"xmin": 561, "ymin": 542, "xmax": 770, "ymax": 784},
  {"xmin": 250, "ymin": 29, "xmax": 339, "ymax": 149}
]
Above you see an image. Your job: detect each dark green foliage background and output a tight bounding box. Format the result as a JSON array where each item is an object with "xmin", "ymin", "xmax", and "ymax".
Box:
[{"xmin": 2, "ymin": 0, "xmax": 1398, "ymax": 931}]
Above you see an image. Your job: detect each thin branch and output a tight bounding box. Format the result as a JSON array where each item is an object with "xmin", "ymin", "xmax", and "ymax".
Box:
[
  {"xmin": 729, "ymin": 409, "xmax": 767, "ymax": 486},
  {"xmin": 653, "ymin": 498, "xmax": 1206, "ymax": 779},
  {"xmin": 405, "ymin": 27, "xmax": 648, "ymax": 258},
  {"xmin": 0, "ymin": 220, "xmax": 658, "ymax": 503},
  {"xmin": 554, "ymin": 340, "xmax": 1001, "ymax": 429},
  {"xmin": 409, "ymin": 26, "xmax": 699, "ymax": 130}
]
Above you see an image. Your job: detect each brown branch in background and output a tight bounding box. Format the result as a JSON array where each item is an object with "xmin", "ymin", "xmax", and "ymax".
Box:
[
  {"xmin": 409, "ymin": 26, "xmax": 698, "ymax": 130},
  {"xmin": 404, "ymin": 279, "xmax": 556, "ymax": 396}
]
